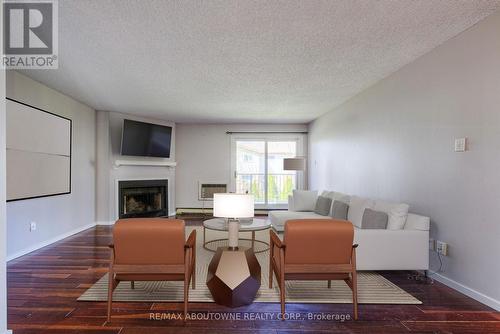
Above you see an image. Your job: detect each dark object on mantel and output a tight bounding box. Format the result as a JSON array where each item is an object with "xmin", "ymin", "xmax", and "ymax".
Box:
[{"xmin": 118, "ymin": 179, "xmax": 168, "ymax": 219}]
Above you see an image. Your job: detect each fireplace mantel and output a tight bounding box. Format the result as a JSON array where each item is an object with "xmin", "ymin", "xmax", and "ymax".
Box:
[{"xmin": 114, "ymin": 159, "xmax": 177, "ymax": 168}]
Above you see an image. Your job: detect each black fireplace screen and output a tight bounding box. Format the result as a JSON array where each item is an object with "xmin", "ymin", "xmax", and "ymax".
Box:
[{"xmin": 118, "ymin": 180, "xmax": 168, "ymax": 218}]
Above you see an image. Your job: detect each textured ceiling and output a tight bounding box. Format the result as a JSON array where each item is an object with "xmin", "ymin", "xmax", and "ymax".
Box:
[{"xmin": 20, "ymin": 0, "xmax": 500, "ymax": 123}]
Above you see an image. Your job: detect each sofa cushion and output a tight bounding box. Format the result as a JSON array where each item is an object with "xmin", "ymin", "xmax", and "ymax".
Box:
[
  {"xmin": 322, "ymin": 191, "xmax": 351, "ymax": 204},
  {"xmin": 293, "ymin": 190, "xmax": 318, "ymax": 211},
  {"xmin": 347, "ymin": 196, "xmax": 374, "ymax": 228},
  {"xmin": 320, "ymin": 190, "xmax": 332, "ymax": 197},
  {"xmin": 314, "ymin": 196, "xmax": 332, "ymax": 216},
  {"xmin": 332, "ymin": 191, "xmax": 351, "ymax": 204},
  {"xmin": 361, "ymin": 208, "xmax": 388, "ymax": 229},
  {"xmin": 330, "ymin": 200, "xmax": 349, "ymax": 220},
  {"xmin": 404, "ymin": 213, "xmax": 430, "ymax": 231},
  {"xmin": 268, "ymin": 211, "xmax": 331, "ymax": 231},
  {"xmin": 373, "ymin": 200, "xmax": 410, "ymax": 230}
]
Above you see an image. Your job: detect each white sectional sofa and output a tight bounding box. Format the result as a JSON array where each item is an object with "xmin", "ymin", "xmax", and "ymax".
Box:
[{"xmin": 268, "ymin": 191, "xmax": 430, "ymax": 271}]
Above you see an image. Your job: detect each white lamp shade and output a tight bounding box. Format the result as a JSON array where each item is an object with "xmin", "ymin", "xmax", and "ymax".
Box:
[
  {"xmin": 283, "ymin": 157, "xmax": 306, "ymax": 171},
  {"xmin": 213, "ymin": 193, "xmax": 254, "ymax": 218}
]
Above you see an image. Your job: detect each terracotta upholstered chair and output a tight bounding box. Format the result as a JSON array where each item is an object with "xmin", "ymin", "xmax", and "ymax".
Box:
[
  {"xmin": 107, "ymin": 218, "xmax": 196, "ymax": 322},
  {"xmin": 269, "ymin": 219, "xmax": 358, "ymax": 319}
]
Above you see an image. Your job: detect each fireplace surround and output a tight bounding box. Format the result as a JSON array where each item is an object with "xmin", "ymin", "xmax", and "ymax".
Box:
[{"xmin": 118, "ymin": 179, "xmax": 168, "ymax": 219}]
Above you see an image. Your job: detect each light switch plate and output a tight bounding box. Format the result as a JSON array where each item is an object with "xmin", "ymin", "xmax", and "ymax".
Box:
[
  {"xmin": 454, "ymin": 138, "xmax": 467, "ymax": 152},
  {"xmin": 436, "ymin": 241, "xmax": 448, "ymax": 256}
]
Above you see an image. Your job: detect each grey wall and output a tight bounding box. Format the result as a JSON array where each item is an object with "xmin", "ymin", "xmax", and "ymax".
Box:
[
  {"xmin": 6, "ymin": 72, "xmax": 96, "ymax": 259},
  {"xmin": 175, "ymin": 123, "xmax": 307, "ymax": 208},
  {"xmin": 95, "ymin": 111, "xmax": 111, "ymax": 224},
  {"xmin": 0, "ymin": 10, "xmax": 9, "ymax": 329},
  {"xmin": 309, "ymin": 10, "xmax": 500, "ymax": 309},
  {"xmin": 95, "ymin": 111, "xmax": 177, "ymax": 223}
]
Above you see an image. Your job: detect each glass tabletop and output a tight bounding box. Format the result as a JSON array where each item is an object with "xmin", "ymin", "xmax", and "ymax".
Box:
[{"xmin": 203, "ymin": 218, "xmax": 271, "ymax": 231}]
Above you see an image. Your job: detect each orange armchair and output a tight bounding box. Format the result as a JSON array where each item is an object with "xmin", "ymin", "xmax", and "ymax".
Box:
[
  {"xmin": 107, "ymin": 218, "xmax": 196, "ymax": 322},
  {"xmin": 269, "ymin": 219, "xmax": 358, "ymax": 319}
]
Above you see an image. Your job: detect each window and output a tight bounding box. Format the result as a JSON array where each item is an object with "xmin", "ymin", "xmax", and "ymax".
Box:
[{"xmin": 231, "ymin": 134, "xmax": 305, "ymax": 208}]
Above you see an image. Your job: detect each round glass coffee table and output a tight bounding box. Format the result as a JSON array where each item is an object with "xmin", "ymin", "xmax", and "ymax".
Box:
[{"xmin": 203, "ymin": 218, "xmax": 271, "ymax": 253}]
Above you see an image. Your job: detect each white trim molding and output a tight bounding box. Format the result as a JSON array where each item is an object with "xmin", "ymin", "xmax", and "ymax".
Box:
[
  {"xmin": 97, "ymin": 209, "xmax": 177, "ymax": 226},
  {"xmin": 6, "ymin": 223, "xmax": 96, "ymax": 262},
  {"xmin": 433, "ymin": 273, "xmax": 500, "ymax": 311},
  {"xmin": 114, "ymin": 160, "xmax": 177, "ymax": 168},
  {"xmin": 96, "ymin": 221, "xmax": 115, "ymax": 226}
]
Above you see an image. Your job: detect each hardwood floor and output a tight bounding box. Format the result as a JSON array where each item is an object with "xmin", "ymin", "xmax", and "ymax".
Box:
[{"xmin": 7, "ymin": 224, "xmax": 500, "ymax": 333}]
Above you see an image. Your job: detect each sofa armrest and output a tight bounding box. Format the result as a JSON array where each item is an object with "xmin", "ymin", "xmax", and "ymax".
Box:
[
  {"xmin": 288, "ymin": 195, "xmax": 295, "ymax": 211},
  {"xmin": 404, "ymin": 213, "xmax": 430, "ymax": 231},
  {"xmin": 354, "ymin": 229, "xmax": 429, "ymax": 270}
]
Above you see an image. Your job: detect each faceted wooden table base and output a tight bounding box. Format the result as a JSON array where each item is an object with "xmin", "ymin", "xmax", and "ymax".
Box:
[{"xmin": 206, "ymin": 247, "xmax": 261, "ymax": 307}]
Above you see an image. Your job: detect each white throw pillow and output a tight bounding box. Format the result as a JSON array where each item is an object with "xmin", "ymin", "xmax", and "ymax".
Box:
[
  {"xmin": 320, "ymin": 190, "xmax": 333, "ymax": 198},
  {"xmin": 320, "ymin": 191, "xmax": 351, "ymax": 215},
  {"xmin": 373, "ymin": 200, "xmax": 410, "ymax": 230},
  {"xmin": 331, "ymin": 191, "xmax": 351, "ymax": 204},
  {"xmin": 347, "ymin": 196, "xmax": 374, "ymax": 228},
  {"xmin": 293, "ymin": 190, "xmax": 318, "ymax": 212}
]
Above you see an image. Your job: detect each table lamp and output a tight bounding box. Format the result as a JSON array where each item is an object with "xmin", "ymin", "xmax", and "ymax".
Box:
[
  {"xmin": 213, "ymin": 193, "xmax": 254, "ymax": 250},
  {"xmin": 284, "ymin": 157, "xmax": 306, "ymax": 191}
]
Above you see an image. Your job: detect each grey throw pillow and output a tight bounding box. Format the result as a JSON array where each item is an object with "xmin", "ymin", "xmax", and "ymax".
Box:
[
  {"xmin": 361, "ymin": 208, "xmax": 388, "ymax": 229},
  {"xmin": 331, "ymin": 200, "xmax": 349, "ymax": 220},
  {"xmin": 314, "ymin": 196, "xmax": 332, "ymax": 216}
]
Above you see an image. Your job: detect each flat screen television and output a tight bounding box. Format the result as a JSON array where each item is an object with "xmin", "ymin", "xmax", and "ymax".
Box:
[{"xmin": 120, "ymin": 119, "xmax": 172, "ymax": 158}]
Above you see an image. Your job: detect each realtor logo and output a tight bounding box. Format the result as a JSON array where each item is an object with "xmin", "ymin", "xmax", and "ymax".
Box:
[{"xmin": 2, "ymin": 0, "xmax": 58, "ymax": 69}]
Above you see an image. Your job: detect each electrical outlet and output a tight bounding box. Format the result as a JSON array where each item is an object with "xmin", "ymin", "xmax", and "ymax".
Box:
[
  {"xmin": 30, "ymin": 221, "xmax": 37, "ymax": 232},
  {"xmin": 429, "ymin": 238, "xmax": 435, "ymax": 251},
  {"xmin": 436, "ymin": 241, "xmax": 448, "ymax": 256},
  {"xmin": 454, "ymin": 138, "xmax": 467, "ymax": 152}
]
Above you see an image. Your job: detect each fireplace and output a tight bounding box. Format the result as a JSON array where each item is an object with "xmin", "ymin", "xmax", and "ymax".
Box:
[{"xmin": 118, "ymin": 179, "xmax": 168, "ymax": 219}]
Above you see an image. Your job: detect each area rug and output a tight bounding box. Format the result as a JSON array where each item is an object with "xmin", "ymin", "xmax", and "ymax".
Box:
[{"xmin": 78, "ymin": 226, "xmax": 421, "ymax": 305}]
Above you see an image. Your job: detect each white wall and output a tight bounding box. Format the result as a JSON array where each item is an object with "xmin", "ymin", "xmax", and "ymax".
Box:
[
  {"xmin": 0, "ymin": 9, "xmax": 10, "ymax": 332},
  {"xmin": 176, "ymin": 123, "xmax": 307, "ymax": 208},
  {"xmin": 96, "ymin": 111, "xmax": 177, "ymax": 223},
  {"xmin": 6, "ymin": 72, "xmax": 96, "ymax": 260},
  {"xmin": 95, "ymin": 111, "xmax": 110, "ymax": 223},
  {"xmin": 309, "ymin": 10, "xmax": 500, "ymax": 310}
]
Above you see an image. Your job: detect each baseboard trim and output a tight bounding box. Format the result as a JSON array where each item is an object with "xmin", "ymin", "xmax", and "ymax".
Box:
[
  {"xmin": 6, "ymin": 223, "xmax": 97, "ymax": 262},
  {"xmin": 432, "ymin": 273, "xmax": 500, "ymax": 311},
  {"xmin": 97, "ymin": 212, "xmax": 177, "ymax": 225},
  {"xmin": 96, "ymin": 221, "xmax": 114, "ymax": 225}
]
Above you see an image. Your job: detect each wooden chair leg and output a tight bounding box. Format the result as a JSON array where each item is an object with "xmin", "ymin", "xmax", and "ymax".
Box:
[
  {"xmin": 279, "ymin": 248, "xmax": 286, "ymax": 319},
  {"xmin": 328, "ymin": 280, "xmax": 331, "ymax": 288},
  {"xmin": 192, "ymin": 247, "xmax": 196, "ymax": 289},
  {"xmin": 191, "ymin": 267, "xmax": 196, "ymax": 289},
  {"xmin": 280, "ymin": 277, "xmax": 285, "ymax": 318},
  {"xmin": 269, "ymin": 234, "xmax": 274, "ymax": 289},
  {"xmin": 184, "ymin": 275, "xmax": 189, "ymax": 322},
  {"xmin": 130, "ymin": 281, "xmax": 135, "ymax": 289},
  {"xmin": 269, "ymin": 263, "xmax": 273, "ymax": 289},
  {"xmin": 352, "ymin": 271, "xmax": 358, "ymax": 320},
  {"xmin": 351, "ymin": 246, "xmax": 358, "ymax": 320},
  {"xmin": 107, "ymin": 269, "xmax": 114, "ymax": 322}
]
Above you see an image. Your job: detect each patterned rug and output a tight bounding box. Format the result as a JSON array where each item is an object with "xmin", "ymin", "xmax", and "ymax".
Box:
[{"xmin": 78, "ymin": 226, "xmax": 421, "ymax": 305}]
